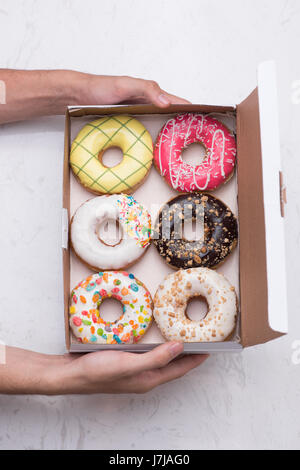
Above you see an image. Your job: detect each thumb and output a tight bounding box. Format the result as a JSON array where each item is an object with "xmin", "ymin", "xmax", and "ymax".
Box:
[
  {"xmin": 128, "ymin": 341, "xmax": 184, "ymax": 374},
  {"xmin": 120, "ymin": 77, "xmax": 171, "ymax": 107}
]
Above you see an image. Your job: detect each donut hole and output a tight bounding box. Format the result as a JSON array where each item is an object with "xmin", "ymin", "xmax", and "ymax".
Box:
[
  {"xmin": 186, "ymin": 295, "xmax": 208, "ymax": 321},
  {"xmin": 97, "ymin": 218, "xmax": 123, "ymax": 247},
  {"xmin": 182, "ymin": 218, "xmax": 204, "ymax": 242},
  {"xmin": 100, "ymin": 146, "xmax": 123, "ymax": 168},
  {"xmin": 99, "ymin": 297, "xmax": 124, "ymax": 323},
  {"xmin": 181, "ymin": 142, "xmax": 207, "ymax": 166}
]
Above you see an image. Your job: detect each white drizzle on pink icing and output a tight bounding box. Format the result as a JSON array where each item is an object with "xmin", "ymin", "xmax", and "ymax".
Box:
[
  {"xmin": 154, "ymin": 113, "xmax": 236, "ymax": 192},
  {"xmin": 158, "ymin": 119, "xmax": 173, "ymax": 175}
]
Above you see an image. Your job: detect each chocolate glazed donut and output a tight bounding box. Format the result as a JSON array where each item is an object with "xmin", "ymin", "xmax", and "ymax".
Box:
[{"xmin": 153, "ymin": 193, "xmax": 238, "ymax": 269}]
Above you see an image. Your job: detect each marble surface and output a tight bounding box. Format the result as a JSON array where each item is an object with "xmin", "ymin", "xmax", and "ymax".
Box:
[{"xmin": 0, "ymin": 0, "xmax": 299, "ymax": 450}]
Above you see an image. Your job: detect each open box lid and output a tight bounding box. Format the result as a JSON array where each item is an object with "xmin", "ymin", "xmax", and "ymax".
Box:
[{"xmin": 237, "ymin": 60, "xmax": 288, "ymax": 347}]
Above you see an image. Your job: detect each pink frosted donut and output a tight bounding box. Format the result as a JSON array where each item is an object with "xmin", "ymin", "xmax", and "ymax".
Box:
[{"xmin": 154, "ymin": 113, "xmax": 237, "ymax": 192}]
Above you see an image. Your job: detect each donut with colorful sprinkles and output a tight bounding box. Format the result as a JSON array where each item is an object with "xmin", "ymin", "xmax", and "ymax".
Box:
[
  {"xmin": 69, "ymin": 271, "xmax": 153, "ymax": 344},
  {"xmin": 71, "ymin": 194, "xmax": 152, "ymax": 271},
  {"xmin": 154, "ymin": 113, "xmax": 236, "ymax": 192}
]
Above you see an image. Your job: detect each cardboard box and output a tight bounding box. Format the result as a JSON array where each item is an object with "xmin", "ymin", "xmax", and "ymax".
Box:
[{"xmin": 62, "ymin": 61, "xmax": 288, "ymax": 353}]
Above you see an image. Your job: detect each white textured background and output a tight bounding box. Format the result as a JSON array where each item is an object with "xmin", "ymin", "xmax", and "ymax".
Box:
[{"xmin": 0, "ymin": 0, "xmax": 299, "ymax": 450}]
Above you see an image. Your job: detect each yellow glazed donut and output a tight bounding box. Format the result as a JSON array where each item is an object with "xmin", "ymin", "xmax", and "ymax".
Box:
[{"xmin": 70, "ymin": 115, "xmax": 153, "ymax": 194}]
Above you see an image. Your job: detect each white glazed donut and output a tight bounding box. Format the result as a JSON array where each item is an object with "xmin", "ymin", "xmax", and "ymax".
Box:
[
  {"xmin": 154, "ymin": 268, "xmax": 237, "ymax": 342},
  {"xmin": 69, "ymin": 271, "xmax": 153, "ymax": 344},
  {"xmin": 71, "ymin": 194, "xmax": 151, "ymax": 270}
]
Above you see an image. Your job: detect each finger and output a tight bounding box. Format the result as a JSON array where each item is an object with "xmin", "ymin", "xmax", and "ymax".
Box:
[
  {"xmin": 119, "ymin": 77, "xmax": 188, "ymax": 108},
  {"xmin": 140, "ymin": 83, "xmax": 190, "ymax": 106},
  {"xmin": 116, "ymin": 354, "xmax": 209, "ymax": 393},
  {"xmin": 153, "ymin": 354, "xmax": 209, "ymax": 386},
  {"xmin": 119, "ymin": 93, "xmax": 190, "ymax": 106},
  {"xmin": 161, "ymin": 90, "xmax": 191, "ymax": 105},
  {"xmin": 144, "ymin": 354, "xmax": 209, "ymax": 390},
  {"xmin": 121, "ymin": 341, "xmax": 184, "ymax": 376},
  {"xmin": 134, "ymin": 78, "xmax": 172, "ymax": 107}
]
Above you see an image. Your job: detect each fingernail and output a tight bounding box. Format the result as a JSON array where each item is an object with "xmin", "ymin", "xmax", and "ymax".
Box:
[
  {"xmin": 168, "ymin": 341, "xmax": 184, "ymax": 358},
  {"xmin": 158, "ymin": 94, "xmax": 170, "ymax": 105}
]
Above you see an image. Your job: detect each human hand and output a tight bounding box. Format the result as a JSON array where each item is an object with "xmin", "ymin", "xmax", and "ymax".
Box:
[
  {"xmin": 76, "ymin": 74, "xmax": 190, "ymax": 108},
  {"xmin": 0, "ymin": 69, "xmax": 190, "ymax": 123},
  {"xmin": 47, "ymin": 342, "xmax": 208, "ymax": 395}
]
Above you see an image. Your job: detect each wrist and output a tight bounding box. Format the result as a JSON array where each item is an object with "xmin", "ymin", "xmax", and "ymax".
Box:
[
  {"xmin": 40, "ymin": 354, "xmax": 79, "ymax": 395},
  {"xmin": 0, "ymin": 347, "xmax": 72, "ymax": 395},
  {"xmin": 26, "ymin": 353, "xmax": 74, "ymax": 395},
  {"xmin": 23, "ymin": 70, "xmax": 88, "ymax": 111},
  {"xmin": 63, "ymin": 70, "xmax": 89, "ymax": 106},
  {"xmin": 45, "ymin": 70, "xmax": 84, "ymax": 109},
  {"xmin": 67, "ymin": 72, "xmax": 120, "ymax": 106},
  {"xmin": 66, "ymin": 70, "xmax": 100, "ymax": 106}
]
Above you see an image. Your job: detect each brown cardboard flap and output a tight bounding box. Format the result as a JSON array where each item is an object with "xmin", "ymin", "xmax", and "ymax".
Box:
[
  {"xmin": 68, "ymin": 103, "xmax": 235, "ymax": 117},
  {"xmin": 63, "ymin": 111, "xmax": 71, "ymax": 350},
  {"xmin": 237, "ymin": 89, "xmax": 283, "ymax": 347}
]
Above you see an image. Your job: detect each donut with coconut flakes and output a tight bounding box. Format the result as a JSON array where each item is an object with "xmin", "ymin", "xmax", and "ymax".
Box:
[{"xmin": 154, "ymin": 268, "xmax": 237, "ymax": 342}]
